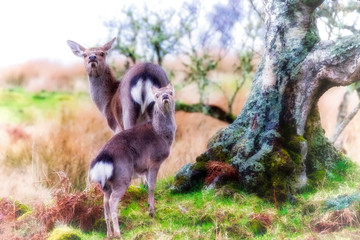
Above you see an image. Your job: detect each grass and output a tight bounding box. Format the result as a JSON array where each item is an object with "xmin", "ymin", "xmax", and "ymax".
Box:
[
  {"xmin": 0, "ymin": 88, "xmax": 227, "ymax": 193},
  {"xmin": 2, "ymin": 166, "xmax": 360, "ymax": 240},
  {"xmin": 0, "ymin": 88, "xmax": 112, "ymax": 192},
  {"xmin": 0, "ymin": 87, "xmax": 87, "ymax": 123}
]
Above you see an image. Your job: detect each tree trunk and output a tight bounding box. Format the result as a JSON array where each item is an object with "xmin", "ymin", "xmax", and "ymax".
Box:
[{"xmin": 172, "ymin": 0, "xmax": 360, "ymax": 202}]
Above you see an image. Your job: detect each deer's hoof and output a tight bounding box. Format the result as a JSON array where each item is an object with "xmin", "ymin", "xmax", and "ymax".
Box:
[
  {"xmin": 113, "ymin": 231, "xmax": 121, "ymax": 238},
  {"xmin": 149, "ymin": 211, "xmax": 155, "ymax": 218}
]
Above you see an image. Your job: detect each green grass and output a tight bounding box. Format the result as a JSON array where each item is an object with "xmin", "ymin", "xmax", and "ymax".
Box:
[
  {"xmin": 0, "ymin": 87, "xmax": 88, "ymax": 123},
  {"xmin": 47, "ymin": 166, "xmax": 359, "ymax": 240}
]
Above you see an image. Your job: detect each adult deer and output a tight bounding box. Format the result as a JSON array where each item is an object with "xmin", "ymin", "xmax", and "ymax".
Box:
[{"xmin": 67, "ymin": 38, "xmax": 169, "ymax": 132}]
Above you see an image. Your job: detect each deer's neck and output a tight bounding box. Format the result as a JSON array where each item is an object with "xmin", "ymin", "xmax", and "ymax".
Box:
[
  {"xmin": 88, "ymin": 66, "xmax": 118, "ymax": 114},
  {"xmin": 152, "ymin": 107, "xmax": 176, "ymax": 145}
]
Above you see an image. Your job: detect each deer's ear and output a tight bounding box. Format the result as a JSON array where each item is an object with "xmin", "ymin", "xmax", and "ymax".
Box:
[
  {"xmin": 152, "ymin": 86, "xmax": 159, "ymax": 95},
  {"xmin": 166, "ymin": 82, "xmax": 174, "ymax": 91},
  {"xmin": 67, "ymin": 40, "xmax": 86, "ymax": 57},
  {"xmin": 103, "ymin": 37, "xmax": 116, "ymax": 52}
]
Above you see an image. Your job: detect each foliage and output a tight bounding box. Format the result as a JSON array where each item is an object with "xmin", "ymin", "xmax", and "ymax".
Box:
[
  {"xmin": 182, "ymin": 52, "xmax": 220, "ymax": 105},
  {"xmin": 317, "ymin": 0, "xmax": 360, "ymax": 40},
  {"xmin": 36, "ymin": 173, "xmax": 104, "ymax": 232},
  {"xmin": 106, "ymin": 4, "xmax": 192, "ymax": 69},
  {"xmin": 215, "ymin": 51, "xmax": 254, "ymax": 114},
  {"xmin": 104, "ymin": 0, "xmax": 259, "ymax": 118},
  {"xmin": 47, "ymin": 226, "xmax": 82, "ymax": 240}
]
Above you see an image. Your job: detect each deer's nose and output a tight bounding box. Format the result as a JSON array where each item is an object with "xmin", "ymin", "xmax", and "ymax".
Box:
[
  {"xmin": 89, "ymin": 55, "xmax": 96, "ymax": 61},
  {"xmin": 163, "ymin": 94, "xmax": 169, "ymax": 99}
]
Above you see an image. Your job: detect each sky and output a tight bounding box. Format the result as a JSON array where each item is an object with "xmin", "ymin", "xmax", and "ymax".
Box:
[
  {"xmin": 0, "ymin": 1, "xmax": 354, "ymax": 69},
  {"xmin": 0, "ymin": 0, "xmax": 215, "ymax": 69}
]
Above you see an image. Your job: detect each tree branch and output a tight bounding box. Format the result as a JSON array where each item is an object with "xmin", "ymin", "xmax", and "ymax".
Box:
[
  {"xmin": 314, "ymin": 35, "xmax": 360, "ymax": 86},
  {"xmin": 331, "ymin": 102, "xmax": 360, "ymax": 143}
]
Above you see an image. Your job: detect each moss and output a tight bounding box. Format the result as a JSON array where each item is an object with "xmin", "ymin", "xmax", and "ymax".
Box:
[
  {"xmin": 251, "ymin": 147, "xmax": 300, "ymax": 202},
  {"xmin": 286, "ymin": 135, "xmax": 306, "ymax": 153},
  {"xmin": 328, "ymin": 35, "xmax": 360, "ymax": 64},
  {"xmin": 196, "ymin": 145, "xmax": 232, "ymax": 164},
  {"xmin": 171, "ymin": 163, "xmax": 206, "ymax": 193},
  {"xmin": 175, "ymin": 101, "xmax": 235, "ymax": 123},
  {"xmin": 190, "ymin": 161, "xmax": 207, "ymax": 172},
  {"xmin": 307, "ymin": 170, "xmax": 325, "ymax": 188},
  {"xmin": 172, "ymin": 175, "xmax": 187, "ymax": 190},
  {"xmin": 195, "ymin": 152, "xmax": 210, "ymax": 163},
  {"xmin": 127, "ymin": 185, "xmax": 147, "ymax": 200},
  {"xmin": 14, "ymin": 200, "xmax": 31, "ymax": 219},
  {"xmin": 47, "ymin": 226, "xmax": 82, "ymax": 240},
  {"xmin": 92, "ymin": 218, "xmax": 106, "ymax": 233},
  {"xmin": 305, "ymin": 107, "xmax": 344, "ymax": 179},
  {"xmin": 247, "ymin": 219, "xmax": 267, "ymax": 236},
  {"xmin": 225, "ymin": 225, "xmax": 252, "ymax": 239},
  {"xmin": 266, "ymin": 148, "xmax": 295, "ymax": 174},
  {"xmin": 196, "ymin": 214, "xmax": 214, "ymax": 225},
  {"xmin": 287, "ymin": 150, "xmax": 302, "ymax": 166}
]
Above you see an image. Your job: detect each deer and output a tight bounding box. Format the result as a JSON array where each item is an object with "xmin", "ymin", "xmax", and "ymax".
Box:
[
  {"xmin": 66, "ymin": 38, "xmax": 169, "ymax": 132},
  {"xmin": 89, "ymin": 83, "xmax": 176, "ymax": 238}
]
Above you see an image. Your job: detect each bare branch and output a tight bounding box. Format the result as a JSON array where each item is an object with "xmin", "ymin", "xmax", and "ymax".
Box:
[
  {"xmin": 331, "ymin": 102, "xmax": 360, "ymax": 143},
  {"xmin": 248, "ymin": 0, "xmax": 264, "ymax": 21}
]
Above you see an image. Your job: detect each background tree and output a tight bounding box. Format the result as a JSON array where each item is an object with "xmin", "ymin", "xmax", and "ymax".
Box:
[
  {"xmin": 106, "ymin": 9, "xmax": 142, "ymax": 75},
  {"xmin": 172, "ymin": 0, "xmax": 360, "ymax": 203},
  {"xmin": 104, "ymin": 0, "xmax": 263, "ymax": 123}
]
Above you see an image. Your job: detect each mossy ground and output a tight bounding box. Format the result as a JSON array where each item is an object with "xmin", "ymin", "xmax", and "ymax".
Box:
[{"xmin": 35, "ymin": 163, "xmax": 360, "ymax": 240}]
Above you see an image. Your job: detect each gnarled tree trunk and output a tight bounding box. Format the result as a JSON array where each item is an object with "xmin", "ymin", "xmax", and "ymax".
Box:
[{"xmin": 172, "ymin": 0, "xmax": 360, "ymax": 202}]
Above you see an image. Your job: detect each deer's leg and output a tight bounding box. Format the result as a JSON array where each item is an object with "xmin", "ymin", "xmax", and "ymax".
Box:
[
  {"xmin": 122, "ymin": 104, "xmax": 137, "ymax": 130},
  {"xmin": 147, "ymin": 167, "xmax": 160, "ymax": 217},
  {"xmin": 103, "ymin": 187, "xmax": 112, "ymax": 237},
  {"xmin": 109, "ymin": 177, "xmax": 131, "ymax": 237}
]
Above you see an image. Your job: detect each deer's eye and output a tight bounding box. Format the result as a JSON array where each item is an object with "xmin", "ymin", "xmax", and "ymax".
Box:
[
  {"xmin": 169, "ymin": 91, "xmax": 173, "ymax": 96},
  {"xmin": 100, "ymin": 52, "xmax": 105, "ymax": 57},
  {"xmin": 155, "ymin": 93, "xmax": 160, "ymax": 98},
  {"xmin": 83, "ymin": 54, "xmax": 87, "ymax": 58}
]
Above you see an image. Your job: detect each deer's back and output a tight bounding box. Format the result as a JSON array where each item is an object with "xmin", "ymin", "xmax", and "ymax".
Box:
[
  {"xmin": 122, "ymin": 63, "xmax": 169, "ymax": 88},
  {"xmin": 99, "ymin": 122, "xmax": 170, "ymax": 172}
]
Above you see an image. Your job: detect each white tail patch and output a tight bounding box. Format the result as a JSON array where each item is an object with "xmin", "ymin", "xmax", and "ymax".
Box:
[
  {"xmin": 90, "ymin": 162, "xmax": 114, "ymax": 188},
  {"xmin": 130, "ymin": 78, "xmax": 155, "ymax": 114}
]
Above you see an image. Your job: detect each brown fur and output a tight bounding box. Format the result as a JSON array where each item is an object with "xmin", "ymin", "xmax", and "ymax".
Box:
[
  {"xmin": 67, "ymin": 38, "xmax": 169, "ymax": 132},
  {"xmin": 89, "ymin": 84, "xmax": 176, "ymax": 237}
]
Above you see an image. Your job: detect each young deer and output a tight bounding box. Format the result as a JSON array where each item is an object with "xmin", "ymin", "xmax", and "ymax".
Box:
[
  {"xmin": 67, "ymin": 38, "xmax": 169, "ymax": 132},
  {"xmin": 89, "ymin": 83, "xmax": 176, "ymax": 237}
]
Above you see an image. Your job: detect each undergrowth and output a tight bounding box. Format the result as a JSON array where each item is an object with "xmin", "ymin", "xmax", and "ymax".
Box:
[{"xmin": 1, "ymin": 160, "xmax": 360, "ymax": 239}]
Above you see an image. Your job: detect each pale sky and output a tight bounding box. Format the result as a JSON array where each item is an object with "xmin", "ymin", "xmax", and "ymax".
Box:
[
  {"xmin": 0, "ymin": 1, "xmax": 347, "ymax": 69},
  {"xmin": 0, "ymin": 0, "xmax": 211, "ymax": 68}
]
